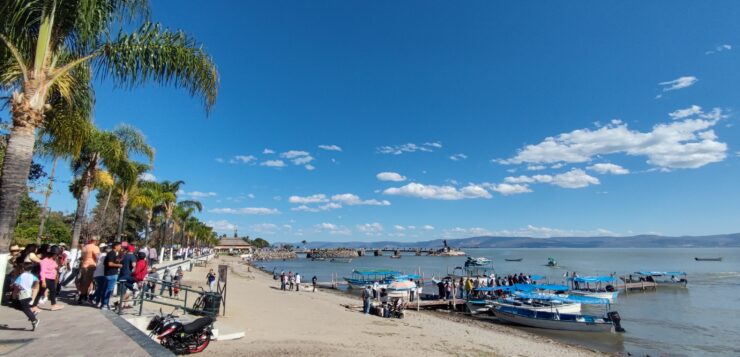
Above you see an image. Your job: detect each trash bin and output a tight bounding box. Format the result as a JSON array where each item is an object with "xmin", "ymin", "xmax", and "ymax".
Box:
[{"xmin": 203, "ymin": 292, "xmax": 221, "ymax": 316}]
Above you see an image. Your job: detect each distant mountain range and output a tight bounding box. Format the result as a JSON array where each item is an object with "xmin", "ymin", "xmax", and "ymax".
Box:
[{"xmin": 302, "ymin": 233, "xmax": 740, "ymax": 249}]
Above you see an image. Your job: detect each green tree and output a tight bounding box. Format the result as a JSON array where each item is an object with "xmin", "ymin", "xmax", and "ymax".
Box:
[{"xmin": 0, "ymin": 0, "xmax": 218, "ymax": 252}]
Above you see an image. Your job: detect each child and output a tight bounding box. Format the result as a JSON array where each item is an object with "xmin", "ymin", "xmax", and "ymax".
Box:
[
  {"xmin": 173, "ymin": 267, "xmax": 183, "ymax": 298},
  {"xmin": 13, "ymin": 262, "xmax": 40, "ymax": 330}
]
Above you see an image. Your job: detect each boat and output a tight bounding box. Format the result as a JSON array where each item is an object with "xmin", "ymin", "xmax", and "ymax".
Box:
[
  {"xmin": 390, "ymin": 255, "xmax": 402, "ymax": 259},
  {"xmin": 329, "ymin": 258, "xmax": 352, "ymax": 263},
  {"xmin": 464, "ymin": 257, "xmax": 492, "ymax": 267},
  {"xmin": 492, "ymin": 291, "xmax": 584, "ymax": 314},
  {"xmin": 505, "ymin": 258, "xmax": 523, "ymax": 262},
  {"xmin": 311, "ymin": 257, "xmax": 326, "ymax": 261},
  {"xmin": 695, "ymin": 257, "xmax": 722, "ymax": 261},
  {"xmin": 546, "ymin": 257, "xmax": 557, "ymax": 267},
  {"xmin": 342, "ymin": 269, "xmax": 400, "ymax": 289},
  {"xmin": 492, "ymin": 305, "xmax": 623, "ymax": 333},
  {"xmin": 568, "ymin": 276, "xmax": 619, "ymax": 302},
  {"xmin": 631, "ymin": 271, "xmax": 688, "ymax": 287},
  {"xmin": 429, "ymin": 240, "xmax": 466, "ymax": 257}
]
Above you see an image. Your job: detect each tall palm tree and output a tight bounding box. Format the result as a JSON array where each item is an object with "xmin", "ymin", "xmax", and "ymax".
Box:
[
  {"xmin": 173, "ymin": 200, "xmax": 202, "ymax": 247},
  {"xmin": 130, "ymin": 181, "xmax": 162, "ymax": 247},
  {"xmin": 112, "ymin": 160, "xmax": 150, "ymax": 242},
  {"xmin": 0, "ymin": 0, "xmax": 218, "ymax": 251}
]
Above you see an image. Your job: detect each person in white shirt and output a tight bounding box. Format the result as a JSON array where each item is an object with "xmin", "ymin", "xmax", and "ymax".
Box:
[
  {"xmin": 295, "ymin": 273, "xmax": 301, "ymax": 291},
  {"xmin": 13, "ymin": 262, "xmax": 40, "ymax": 330}
]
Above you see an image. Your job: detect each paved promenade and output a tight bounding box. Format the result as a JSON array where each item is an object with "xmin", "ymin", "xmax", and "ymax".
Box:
[{"xmin": 0, "ymin": 289, "xmax": 172, "ymax": 357}]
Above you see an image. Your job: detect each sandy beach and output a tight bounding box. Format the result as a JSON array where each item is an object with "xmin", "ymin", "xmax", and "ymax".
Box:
[{"xmin": 177, "ymin": 256, "xmax": 607, "ymax": 357}]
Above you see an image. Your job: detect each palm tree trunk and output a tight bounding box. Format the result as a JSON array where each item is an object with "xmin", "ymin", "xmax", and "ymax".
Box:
[
  {"xmin": 144, "ymin": 212, "xmax": 152, "ymax": 248},
  {"xmin": 0, "ymin": 124, "xmax": 38, "ymax": 250},
  {"xmin": 115, "ymin": 199, "xmax": 127, "ymax": 242},
  {"xmin": 70, "ymin": 166, "xmax": 95, "ymax": 249},
  {"xmin": 36, "ymin": 157, "xmax": 58, "ymax": 244},
  {"xmin": 100, "ymin": 189, "xmax": 113, "ymax": 223}
]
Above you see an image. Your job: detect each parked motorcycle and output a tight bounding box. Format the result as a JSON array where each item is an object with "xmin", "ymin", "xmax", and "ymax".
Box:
[{"xmin": 147, "ymin": 308, "xmax": 215, "ymax": 355}]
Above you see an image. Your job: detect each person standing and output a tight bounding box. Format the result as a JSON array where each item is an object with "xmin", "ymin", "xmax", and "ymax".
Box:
[
  {"xmin": 206, "ymin": 269, "xmax": 216, "ymax": 292},
  {"xmin": 279, "ymin": 271, "xmax": 286, "ymax": 290},
  {"xmin": 148, "ymin": 245, "xmax": 158, "ymax": 266},
  {"xmin": 77, "ymin": 237, "xmax": 100, "ymax": 304},
  {"xmin": 133, "ymin": 252, "xmax": 149, "ymax": 300},
  {"xmin": 312, "ymin": 275, "xmax": 317, "ymax": 292},
  {"xmin": 146, "ymin": 268, "xmax": 159, "ymax": 300},
  {"xmin": 101, "ymin": 242, "xmax": 123, "ymax": 309},
  {"xmin": 91, "ymin": 243, "xmax": 109, "ymax": 305},
  {"xmin": 32, "ymin": 246, "xmax": 63, "ymax": 311},
  {"xmin": 160, "ymin": 268, "xmax": 173, "ymax": 297},
  {"xmin": 288, "ymin": 271, "xmax": 294, "ymax": 291},
  {"xmin": 173, "ymin": 266, "xmax": 183, "ymax": 298},
  {"xmin": 362, "ymin": 285, "xmax": 373, "ymax": 314},
  {"xmin": 294, "ymin": 273, "xmax": 301, "ymax": 291}
]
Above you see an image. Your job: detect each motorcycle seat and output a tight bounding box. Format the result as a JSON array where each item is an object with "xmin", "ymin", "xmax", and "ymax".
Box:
[{"xmin": 182, "ymin": 316, "xmax": 214, "ymax": 334}]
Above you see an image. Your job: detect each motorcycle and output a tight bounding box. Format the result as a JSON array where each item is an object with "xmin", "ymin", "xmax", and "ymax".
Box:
[{"xmin": 147, "ymin": 308, "xmax": 215, "ymax": 355}]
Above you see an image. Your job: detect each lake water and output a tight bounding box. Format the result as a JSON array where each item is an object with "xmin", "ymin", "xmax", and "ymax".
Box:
[{"xmin": 256, "ymin": 248, "xmax": 740, "ymax": 357}]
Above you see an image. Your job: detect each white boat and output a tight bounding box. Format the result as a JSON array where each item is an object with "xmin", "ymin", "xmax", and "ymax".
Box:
[
  {"xmin": 493, "ymin": 297, "xmax": 581, "ymax": 314},
  {"xmin": 492, "ymin": 305, "xmax": 622, "ymax": 333},
  {"xmin": 568, "ymin": 276, "xmax": 619, "ymax": 303},
  {"xmin": 465, "ymin": 257, "xmax": 492, "ymax": 267},
  {"xmin": 466, "ymin": 299, "xmax": 494, "ymax": 315},
  {"xmin": 631, "ymin": 271, "xmax": 687, "ymax": 287}
]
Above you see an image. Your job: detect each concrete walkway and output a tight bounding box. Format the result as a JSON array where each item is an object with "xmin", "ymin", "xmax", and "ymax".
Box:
[{"xmin": 0, "ymin": 288, "xmax": 172, "ymax": 357}]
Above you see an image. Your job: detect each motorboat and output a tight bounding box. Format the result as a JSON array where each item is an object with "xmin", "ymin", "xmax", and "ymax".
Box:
[
  {"xmin": 492, "ymin": 295, "xmax": 581, "ymax": 314},
  {"xmin": 343, "ymin": 269, "xmax": 399, "ymax": 289},
  {"xmin": 631, "ymin": 271, "xmax": 687, "ymax": 287},
  {"xmin": 330, "ymin": 258, "xmax": 352, "ymax": 263},
  {"xmin": 465, "ymin": 257, "xmax": 492, "ymax": 267},
  {"xmin": 505, "ymin": 258, "xmax": 523, "ymax": 262},
  {"xmin": 695, "ymin": 257, "xmax": 722, "ymax": 261},
  {"xmin": 546, "ymin": 257, "xmax": 557, "ymax": 267},
  {"xmin": 568, "ymin": 276, "xmax": 619, "ymax": 302},
  {"xmin": 492, "ymin": 305, "xmax": 624, "ymax": 333}
]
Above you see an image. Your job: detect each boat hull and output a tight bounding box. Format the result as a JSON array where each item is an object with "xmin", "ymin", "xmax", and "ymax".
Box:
[
  {"xmin": 492, "ymin": 306, "xmax": 614, "ymax": 333},
  {"xmin": 569, "ymin": 290, "xmax": 618, "ymax": 303},
  {"xmin": 492, "ymin": 301, "xmax": 582, "ymax": 314},
  {"xmin": 466, "ymin": 300, "xmax": 492, "ymax": 315}
]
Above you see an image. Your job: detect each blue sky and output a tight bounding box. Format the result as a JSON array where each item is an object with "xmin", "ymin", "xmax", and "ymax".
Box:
[{"xmin": 35, "ymin": 1, "xmax": 740, "ymax": 242}]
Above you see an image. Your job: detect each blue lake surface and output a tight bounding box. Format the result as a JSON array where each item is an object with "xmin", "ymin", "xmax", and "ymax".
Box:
[{"xmin": 257, "ymin": 247, "xmax": 740, "ymax": 357}]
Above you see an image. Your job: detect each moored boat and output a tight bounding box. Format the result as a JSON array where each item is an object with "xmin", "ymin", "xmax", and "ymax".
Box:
[
  {"xmin": 546, "ymin": 257, "xmax": 558, "ymax": 267},
  {"xmin": 465, "ymin": 256, "xmax": 492, "ymax": 267},
  {"xmin": 694, "ymin": 257, "xmax": 722, "ymax": 261},
  {"xmin": 568, "ymin": 276, "xmax": 619, "ymax": 302},
  {"xmin": 330, "ymin": 258, "xmax": 352, "ymax": 263},
  {"xmin": 390, "ymin": 255, "xmax": 402, "ymax": 259},
  {"xmin": 505, "ymin": 258, "xmax": 523, "ymax": 262},
  {"xmin": 631, "ymin": 271, "xmax": 688, "ymax": 287},
  {"xmin": 343, "ymin": 269, "xmax": 399, "ymax": 289},
  {"xmin": 492, "ymin": 305, "xmax": 624, "ymax": 333}
]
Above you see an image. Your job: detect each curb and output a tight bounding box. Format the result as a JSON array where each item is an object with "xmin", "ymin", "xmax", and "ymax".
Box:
[{"xmin": 101, "ymin": 310, "xmax": 174, "ymax": 357}]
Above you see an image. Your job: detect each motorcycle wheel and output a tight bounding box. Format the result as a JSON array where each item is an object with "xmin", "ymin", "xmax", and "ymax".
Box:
[{"xmin": 188, "ymin": 332, "xmax": 211, "ymax": 353}]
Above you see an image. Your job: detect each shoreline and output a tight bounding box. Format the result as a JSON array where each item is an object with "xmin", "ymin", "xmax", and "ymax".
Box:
[{"xmin": 185, "ymin": 256, "xmax": 610, "ymax": 357}]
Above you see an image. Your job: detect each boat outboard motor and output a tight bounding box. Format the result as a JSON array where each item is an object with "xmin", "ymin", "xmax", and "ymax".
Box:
[
  {"xmin": 607, "ymin": 311, "xmax": 625, "ymax": 332},
  {"xmin": 605, "ymin": 284, "xmax": 615, "ymax": 292}
]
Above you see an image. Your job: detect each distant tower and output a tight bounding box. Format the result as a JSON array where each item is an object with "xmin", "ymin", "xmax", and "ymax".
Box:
[{"xmin": 233, "ymin": 228, "xmax": 238, "ymax": 238}]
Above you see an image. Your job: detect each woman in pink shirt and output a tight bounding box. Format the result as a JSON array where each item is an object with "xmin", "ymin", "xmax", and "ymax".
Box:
[{"xmin": 32, "ymin": 245, "xmax": 64, "ymax": 311}]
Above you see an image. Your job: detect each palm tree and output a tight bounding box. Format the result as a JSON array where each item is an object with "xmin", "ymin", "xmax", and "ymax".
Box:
[
  {"xmin": 173, "ymin": 200, "xmax": 202, "ymax": 247},
  {"xmin": 112, "ymin": 160, "xmax": 150, "ymax": 242},
  {"xmin": 69, "ymin": 125, "xmax": 151, "ymax": 248},
  {"xmin": 0, "ymin": 0, "xmax": 218, "ymax": 251},
  {"xmin": 130, "ymin": 181, "xmax": 163, "ymax": 247}
]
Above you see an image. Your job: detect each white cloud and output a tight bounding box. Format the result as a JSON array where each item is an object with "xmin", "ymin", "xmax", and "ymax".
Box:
[
  {"xmin": 499, "ymin": 113, "xmax": 727, "ymax": 169},
  {"xmin": 587, "ymin": 163, "xmax": 629, "ymax": 175},
  {"xmin": 526, "ymin": 165, "xmax": 546, "ymax": 171},
  {"xmin": 441, "ymin": 225, "xmax": 618, "ymax": 239},
  {"xmin": 383, "ymin": 182, "xmax": 491, "ymax": 200},
  {"xmin": 504, "ymin": 175, "xmax": 552, "ymax": 184},
  {"xmin": 215, "ymin": 158, "xmax": 224, "ymax": 164},
  {"xmin": 233, "ymin": 155, "xmax": 256, "ymax": 163},
  {"xmin": 376, "ymin": 172, "xmax": 407, "ymax": 182},
  {"xmin": 318, "ymin": 144, "xmax": 342, "ymax": 152},
  {"xmin": 356, "ymin": 223, "xmax": 384, "ymax": 235},
  {"xmin": 289, "ymin": 194, "xmax": 328, "ymax": 204},
  {"xmin": 291, "ymin": 202, "xmax": 342, "ymax": 212},
  {"xmin": 280, "ymin": 150, "xmax": 310, "ymax": 159},
  {"xmin": 263, "ymin": 148, "xmax": 275, "ymax": 154},
  {"xmin": 139, "ymin": 173, "xmax": 156, "ymax": 182},
  {"xmin": 551, "ymin": 169, "xmax": 600, "ymax": 188},
  {"xmin": 331, "ymin": 193, "xmax": 390, "ymax": 206},
  {"xmin": 393, "ymin": 225, "xmax": 406, "ymax": 231},
  {"xmin": 659, "ymin": 76, "xmax": 698, "ymax": 92},
  {"xmin": 304, "ymin": 164, "xmax": 315, "ymax": 171},
  {"xmin": 180, "ymin": 190, "xmax": 218, "ymax": 198},
  {"xmin": 488, "ymin": 183, "xmax": 533, "ymax": 195},
  {"xmin": 209, "ymin": 207, "xmax": 280, "ymax": 215},
  {"xmin": 377, "ymin": 142, "xmax": 442, "ymax": 155},
  {"xmin": 260, "ymin": 160, "xmax": 286, "ymax": 168},
  {"xmin": 442, "ymin": 227, "xmax": 493, "ymax": 238},
  {"xmin": 422, "ymin": 225, "xmax": 435, "ymax": 230},
  {"xmin": 314, "ymin": 223, "xmax": 351, "ymax": 235},
  {"xmin": 250, "ymin": 223, "xmax": 279, "ymax": 234},
  {"xmin": 669, "ymin": 105, "xmax": 702, "ymax": 120},
  {"xmin": 706, "ymin": 44, "xmax": 732, "ymax": 55},
  {"xmin": 449, "ymin": 153, "xmax": 468, "ymax": 161},
  {"xmin": 206, "ymin": 220, "xmax": 237, "ymax": 233}
]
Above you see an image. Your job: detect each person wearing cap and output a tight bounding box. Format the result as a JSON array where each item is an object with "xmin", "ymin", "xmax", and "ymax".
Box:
[
  {"xmin": 77, "ymin": 237, "xmax": 100, "ymax": 304},
  {"xmin": 116, "ymin": 244, "xmax": 137, "ymax": 308}
]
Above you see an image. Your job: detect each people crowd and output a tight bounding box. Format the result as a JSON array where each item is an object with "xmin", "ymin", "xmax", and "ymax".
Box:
[{"xmin": 3, "ymin": 236, "xmax": 213, "ymax": 331}]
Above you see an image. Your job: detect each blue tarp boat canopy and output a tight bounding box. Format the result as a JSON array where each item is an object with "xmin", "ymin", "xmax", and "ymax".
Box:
[
  {"xmin": 514, "ymin": 284, "xmax": 569, "ymax": 292},
  {"xmin": 352, "ymin": 269, "xmax": 401, "ymax": 276},
  {"xmin": 635, "ymin": 271, "xmax": 686, "ymax": 276},
  {"xmin": 393, "ymin": 274, "xmax": 421, "ymax": 280},
  {"xmin": 530, "ymin": 275, "xmax": 546, "ymax": 281},
  {"xmin": 513, "ymin": 291, "xmax": 610, "ymax": 305},
  {"xmin": 571, "ymin": 276, "xmax": 615, "ymax": 283},
  {"xmin": 474, "ymin": 286, "xmax": 518, "ymax": 292}
]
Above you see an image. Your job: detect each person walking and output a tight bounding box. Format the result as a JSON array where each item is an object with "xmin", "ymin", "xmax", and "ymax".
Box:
[
  {"xmin": 101, "ymin": 242, "xmax": 123, "ymax": 310},
  {"xmin": 160, "ymin": 268, "xmax": 173, "ymax": 297},
  {"xmin": 295, "ymin": 273, "xmax": 301, "ymax": 291},
  {"xmin": 91, "ymin": 243, "xmax": 109, "ymax": 305},
  {"xmin": 146, "ymin": 267, "xmax": 159, "ymax": 300},
  {"xmin": 133, "ymin": 251, "xmax": 149, "ymax": 301},
  {"xmin": 312, "ymin": 275, "xmax": 317, "ymax": 292},
  {"xmin": 77, "ymin": 237, "xmax": 100, "ymax": 304},
  {"xmin": 206, "ymin": 269, "xmax": 217, "ymax": 292},
  {"xmin": 362, "ymin": 285, "xmax": 373, "ymax": 314},
  {"xmin": 12, "ymin": 262, "xmax": 40, "ymax": 330}
]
